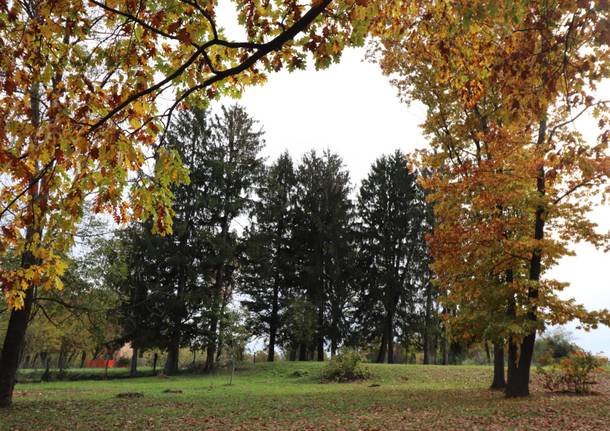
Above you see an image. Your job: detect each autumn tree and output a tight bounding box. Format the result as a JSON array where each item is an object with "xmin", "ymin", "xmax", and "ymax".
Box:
[
  {"xmin": 0, "ymin": 0, "xmax": 384, "ymax": 406},
  {"xmin": 373, "ymin": 0, "xmax": 610, "ymax": 396}
]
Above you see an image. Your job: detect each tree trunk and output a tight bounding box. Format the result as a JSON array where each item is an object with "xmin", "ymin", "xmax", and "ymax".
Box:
[
  {"xmin": 506, "ymin": 333, "xmax": 536, "ymax": 397},
  {"xmin": 506, "ymin": 121, "xmax": 546, "ymax": 397},
  {"xmin": 206, "ymin": 265, "xmax": 224, "ymax": 372},
  {"xmin": 442, "ymin": 335, "xmax": 449, "ymax": 365},
  {"xmin": 80, "ymin": 351, "xmax": 86, "ymax": 369},
  {"xmin": 316, "ymin": 305, "xmax": 324, "ymax": 361},
  {"xmin": 129, "ymin": 345, "xmax": 138, "ymax": 377},
  {"xmin": 0, "ymin": 262, "xmax": 35, "ymax": 407},
  {"xmin": 164, "ymin": 342, "xmax": 179, "ymax": 375},
  {"xmin": 215, "ymin": 288, "xmax": 230, "ymax": 363},
  {"xmin": 330, "ymin": 338, "xmax": 337, "ymax": 358},
  {"xmin": 267, "ymin": 282, "xmax": 280, "ymax": 362},
  {"xmin": 485, "ymin": 341, "xmax": 491, "ymax": 365},
  {"xmin": 205, "ymin": 314, "xmax": 218, "ymax": 372},
  {"xmin": 490, "ymin": 342, "xmax": 506, "ymax": 390},
  {"xmin": 376, "ymin": 330, "xmax": 387, "ymax": 364},
  {"xmin": 41, "ymin": 358, "xmax": 51, "ymax": 382},
  {"xmin": 423, "ymin": 332, "xmax": 431, "ymax": 365},
  {"xmin": 387, "ymin": 312, "xmax": 394, "ymax": 364},
  {"xmin": 298, "ymin": 343, "xmax": 307, "ymax": 361},
  {"xmin": 423, "ymin": 281, "xmax": 436, "ymax": 365},
  {"xmin": 152, "ymin": 353, "xmax": 158, "ymax": 375}
]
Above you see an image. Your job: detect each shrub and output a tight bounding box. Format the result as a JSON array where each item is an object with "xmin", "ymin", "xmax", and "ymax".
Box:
[
  {"xmin": 322, "ymin": 350, "xmax": 370, "ymax": 382},
  {"xmin": 537, "ymin": 349, "xmax": 603, "ymax": 394}
]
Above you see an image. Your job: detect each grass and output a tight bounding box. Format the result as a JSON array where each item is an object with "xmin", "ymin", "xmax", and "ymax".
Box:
[{"xmin": 2, "ymin": 361, "xmax": 610, "ymax": 430}]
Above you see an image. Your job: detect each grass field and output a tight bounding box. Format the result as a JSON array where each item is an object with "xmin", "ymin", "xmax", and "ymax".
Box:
[{"xmin": 2, "ymin": 361, "xmax": 610, "ymax": 430}]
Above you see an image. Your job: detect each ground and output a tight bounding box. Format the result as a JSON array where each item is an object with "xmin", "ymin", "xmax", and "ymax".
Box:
[{"xmin": 2, "ymin": 362, "xmax": 610, "ymax": 430}]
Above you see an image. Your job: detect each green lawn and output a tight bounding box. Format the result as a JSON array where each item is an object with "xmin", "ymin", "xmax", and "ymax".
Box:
[{"xmin": 2, "ymin": 362, "xmax": 609, "ymax": 430}]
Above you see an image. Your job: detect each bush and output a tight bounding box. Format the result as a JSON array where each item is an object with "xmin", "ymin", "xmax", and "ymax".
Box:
[
  {"xmin": 538, "ymin": 349, "xmax": 603, "ymax": 394},
  {"xmin": 322, "ymin": 350, "xmax": 370, "ymax": 382}
]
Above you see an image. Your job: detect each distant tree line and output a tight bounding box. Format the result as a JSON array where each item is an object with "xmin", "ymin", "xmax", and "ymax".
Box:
[
  {"xmin": 105, "ymin": 105, "xmax": 441, "ymax": 373},
  {"xmin": 1, "ymin": 105, "xmax": 447, "ymax": 375}
]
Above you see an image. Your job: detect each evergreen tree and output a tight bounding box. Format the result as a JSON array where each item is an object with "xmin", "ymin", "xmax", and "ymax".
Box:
[
  {"xmin": 194, "ymin": 105, "xmax": 265, "ymax": 371},
  {"xmin": 356, "ymin": 150, "xmax": 433, "ymax": 363},
  {"xmin": 240, "ymin": 152, "xmax": 297, "ymax": 361},
  {"xmin": 292, "ymin": 150, "xmax": 355, "ymax": 360}
]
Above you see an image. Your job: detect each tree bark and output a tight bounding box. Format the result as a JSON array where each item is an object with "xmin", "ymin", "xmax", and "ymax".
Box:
[
  {"xmin": 0, "ymin": 255, "xmax": 36, "ymax": 407},
  {"xmin": 490, "ymin": 342, "xmax": 506, "ymax": 390},
  {"xmin": 267, "ymin": 282, "xmax": 280, "ymax": 362},
  {"xmin": 387, "ymin": 312, "xmax": 394, "ymax": 364},
  {"xmin": 164, "ymin": 341, "xmax": 180, "ymax": 375},
  {"xmin": 506, "ymin": 333, "xmax": 536, "ymax": 397},
  {"xmin": 80, "ymin": 351, "xmax": 86, "ymax": 369},
  {"xmin": 129, "ymin": 345, "xmax": 138, "ymax": 377},
  {"xmin": 376, "ymin": 330, "xmax": 387, "ymax": 364},
  {"xmin": 152, "ymin": 353, "xmax": 158, "ymax": 375}
]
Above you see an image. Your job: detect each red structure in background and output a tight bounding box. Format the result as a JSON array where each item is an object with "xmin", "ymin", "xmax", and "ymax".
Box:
[{"xmin": 85, "ymin": 358, "xmax": 116, "ymax": 368}]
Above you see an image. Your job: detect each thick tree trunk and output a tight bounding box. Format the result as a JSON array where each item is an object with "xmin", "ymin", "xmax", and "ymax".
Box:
[
  {"xmin": 490, "ymin": 342, "xmax": 506, "ymax": 390},
  {"xmin": 164, "ymin": 341, "xmax": 180, "ymax": 375},
  {"xmin": 0, "ymin": 256, "xmax": 36, "ymax": 407},
  {"xmin": 506, "ymin": 333, "xmax": 536, "ymax": 397},
  {"xmin": 130, "ymin": 345, "xmax": 138, "ymax": 377}
]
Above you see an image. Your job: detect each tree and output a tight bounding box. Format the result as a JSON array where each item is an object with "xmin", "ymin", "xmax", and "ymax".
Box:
[
  {"xmin": 355, "ymin": 151, "xmax": 433, "ymax": 364},
  {"xmin": 197, "ymin": 105, "xmax": 265, "ymax": 371},
  {"xmin": 0, "ymin": 0, "xmax": 379, "ymax": 406},
  {"xmin": 373, "ymin": 0, "xmax": 610, "ymax": 396},
  {"xmin": 292, "ymin": 150, "xmax": 355, "ymax": 360},
  {"xmin": 240, "ymin": 152, "xmax": 298, "ymax": 361}
]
